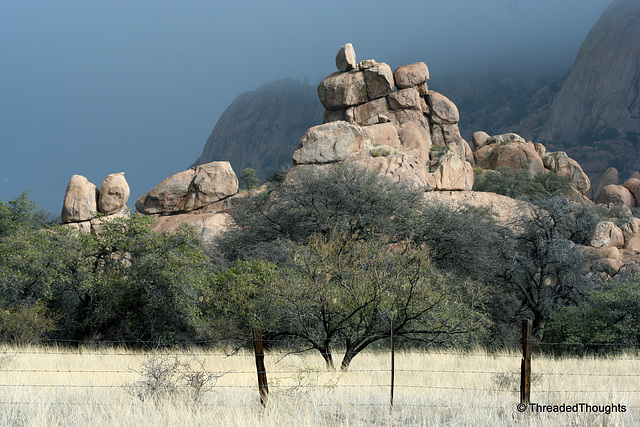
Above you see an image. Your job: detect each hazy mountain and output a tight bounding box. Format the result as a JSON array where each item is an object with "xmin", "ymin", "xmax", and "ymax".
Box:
[{"xmin": 193, "ymin": 79, "xmax": 323, "ymax": 179}]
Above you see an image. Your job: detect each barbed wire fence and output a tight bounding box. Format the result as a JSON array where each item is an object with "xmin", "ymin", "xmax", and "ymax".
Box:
[{"xmin": 0, "ymin": 319, "xmax": 639, "ymax": 411}]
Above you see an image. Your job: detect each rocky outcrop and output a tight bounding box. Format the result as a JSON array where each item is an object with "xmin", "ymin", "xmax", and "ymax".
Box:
[
  {"xmin": 473, "ymin": 136, "xmax": 545, "ymax": 175},
  {"xmin": 98, "ymin": 173, "xmax": 130, "ymax": 215},
  {"xmin": 472, "ymin": 131, "xmax": 591, "ymax": 195},
  {"xmin": 61, "ymin": 175, "xmax": 100, "ymax": 223},
  {"xmin": 298, "ymin": 44, "xmax": 474, "ymax": 192},
  {"xmin": 542, "ymin": 151, "xmax": 591, "ymax": 194},
  {"xmin": 136, "ymin": 161, "xmax": 238, "ymax": 215},
  {"xmin": 595, "ymin": 184, "xmax": 636, "ymax": 208},
  {"xmin": 61, "ymin": 173, "xmax": 132, "ymax": 232}
]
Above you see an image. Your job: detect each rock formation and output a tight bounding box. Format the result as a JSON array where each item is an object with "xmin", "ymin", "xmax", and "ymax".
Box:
[
  {"xmin": 294, "ymin": 44, "xmax": 474, "ymax": 192},
  {"xmin": 136, "ymin": 161, "xmax": 238, "ymax": 215},
  {"xmin": 61, "ymin": 173, "xmax": 131, "ymax": 235},
  {"xmin": 61, "ymin": 175, "xmax": 100, "ymax": 223},
  {"xmin": 98, "ymin": 173, "xmax": 130, "ymax": 215}
]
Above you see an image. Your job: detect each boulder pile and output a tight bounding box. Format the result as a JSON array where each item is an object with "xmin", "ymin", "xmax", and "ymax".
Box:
[
  {"xmin": 293, "ymin": 43, "xmax": 474, "ymax": 191},
  {"xmin": 61, "ymin": 172, "xmax": 130, "ymax": 233},
  {"xmin": 471, "ymin": 131, "xmax": 591, "ymax": 195}
]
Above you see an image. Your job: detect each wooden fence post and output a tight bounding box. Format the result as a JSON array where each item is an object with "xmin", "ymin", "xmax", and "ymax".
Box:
[
  {"xmin": 390, "ymin": 319, "xmax": 395, "ymax": 409},
  {"xmin": 520, "ymin": 319, "xmax": 532, "ymax": 405},
  {"xmin": 252, "ymin": 327, "xmax": 269, "ymax": 407}
]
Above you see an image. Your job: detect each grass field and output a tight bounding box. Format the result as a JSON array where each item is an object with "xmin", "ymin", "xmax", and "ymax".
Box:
[{"xmin": 0, "ymin": 344, "xmax": 638, "ymax": 426}]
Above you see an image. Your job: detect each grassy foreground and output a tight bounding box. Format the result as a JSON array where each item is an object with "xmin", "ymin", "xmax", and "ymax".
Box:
[{"xmin": 0, "ymin": 345, "xmax": 638, "ymax": 426}]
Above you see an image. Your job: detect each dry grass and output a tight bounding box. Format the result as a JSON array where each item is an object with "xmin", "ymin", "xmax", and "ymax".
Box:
[{"xmin": 0, "ymin": 344, "xmax": 638, "ymax": 426}]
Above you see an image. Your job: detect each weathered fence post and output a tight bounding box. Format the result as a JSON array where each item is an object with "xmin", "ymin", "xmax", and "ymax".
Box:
[
  {"xmin": 252, "ymin": 327, "xmax": 269, "ymax": 407},
  {"xmin": 390, "ymin": 319, "xmax": 395, "ymax": 409},
  {"xmin": 520, "ymin": 319, "xmax": 532, "ymax": 405}
]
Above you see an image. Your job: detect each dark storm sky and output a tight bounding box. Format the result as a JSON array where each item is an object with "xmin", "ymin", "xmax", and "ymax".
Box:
[{"xmin": 0, "ymin": 0, "xmax": 613, "ymax": 213}]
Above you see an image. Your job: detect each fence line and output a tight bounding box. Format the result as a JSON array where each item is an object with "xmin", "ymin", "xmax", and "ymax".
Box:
[{"xmin": 1, "ymin": 321, "xmax": 639, "ymax": 411}]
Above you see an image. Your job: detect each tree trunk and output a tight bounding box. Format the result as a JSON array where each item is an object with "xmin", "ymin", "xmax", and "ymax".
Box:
[
  {"xmin": 320, "ymin": 347, "xmax": 335, "ymax": 370},
  {"xmin": 532, "ymin": 315, "xmax": 546, "ymax": 341},
  {"xmin": 340, "ymin": 349, "xmax": 357, "ymax": 372}
]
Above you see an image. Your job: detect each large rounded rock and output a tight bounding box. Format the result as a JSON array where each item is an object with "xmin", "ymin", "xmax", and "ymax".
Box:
[
  {"xmin": 98, "ymin": 172, "xmax": 130, "ymax": 214},
  {"xmin": 590, "ymin": 220, "xmax": 625, "ymax": 248},
  {"xmin": 293, "ymin": 122, "xmax": 365, "ymax": 165},
  {"xmin": 426, "ymin": 91, "xmax": 459, "ymax": 124},
  {"xmin": 433, "ymin": 153, "xmax": 474, "ymax": 191},
  {"xmin": 623, "ymin": 178, "xmax": 640, "ymax": 204},
  {"xmin": 542, "ymin": 151, "xmax": 591, "ymax": 194},
  {"xmin": 335, "ymin": 43, "xmax": 356, "ymax": 72},
  {"xmin": 352, "ymin": 154, "xmax": 430, "ymax": 189},
  {"xmin": 387, "ymin": 88, "xmax": 422, "ymax": 110},
  {"xmin": 349, "ymin": 98, "xmax": 391, "ymax": 126},
  {"xmin": 136, "ymin": 161, "xmax": 238, "ymax": 215},
  {"xmin": 474, "ymin": 141, "xmax": 545, "ymax": 174},
  {"xmin": 472, "ymin": 131, "xmax": 491, "ymax": 149},
  {"xmin": 318, "ymin": 71, "xmax": 368, "ymax": 110},
  {"xmin": 423, "ymin": 191, "xmax": 532, "ymax": 224},
  {"xmin": 362, "ymin": 123, "xmax": 401, "ymax": 150},
  {"xmin": 61, "ymin": 175, "xmax": 99, "ymax": 223},
  {"xmin": 153, "ymin": 212, "xmax": 234, "ymax": 243},
  {"xmin": 595, "ymin": 184, "xmax": 636, "ymax": 208},
  {"xmin": 393, "ymin": 62, "xmax": 430, "ymax": 89},
  {"xmin": 397, "ymin": 121, "xmax": 432, "ymax": 164},
  {"xmin": 363, "ymin": 62, "xmax": 394, "ymax": 100}
]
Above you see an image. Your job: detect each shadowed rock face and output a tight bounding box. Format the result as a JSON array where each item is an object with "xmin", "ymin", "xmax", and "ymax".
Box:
[
  {"xmin": 541, "ymin": 0, "xmax": 640, "ymax": 145},
  {"xmin": 193, "ymin": 79, "xmax": 324, "ymax": 179}
]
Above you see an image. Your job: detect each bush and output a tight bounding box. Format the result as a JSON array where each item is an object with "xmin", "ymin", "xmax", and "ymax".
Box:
[
  {"xmin": 473, "ymin": 167, "xmax": 572, "ymax": 199},
  {"xmin": 544, "ymin": 280, "xmax": 640, "ymax": 354},
  {"xmin": 217, "ymin": 163, "xmax": 424, "ymax": 262}
]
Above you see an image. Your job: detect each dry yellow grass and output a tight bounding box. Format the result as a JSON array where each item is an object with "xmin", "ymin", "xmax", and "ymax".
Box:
[{"xmin": 0, "ymin": 344, "xmax": 638, "ymax": 426}]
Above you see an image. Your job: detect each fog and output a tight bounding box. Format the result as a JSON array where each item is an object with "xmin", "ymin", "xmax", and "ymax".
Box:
[{"xmin": 0, "ymin": 0, "xmax": 613, "ymax": 213}]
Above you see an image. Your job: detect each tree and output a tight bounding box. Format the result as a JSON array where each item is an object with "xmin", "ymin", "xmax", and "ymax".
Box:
[
  {"xmin": 544, "ymin": 279, "xmax": 640, "ymax": 354},
  {"xmin": 0, "ymin": 215, "xmax": 214, "ymax": 344},
  {"xmin": 217, "ymin": 163, "xmax": 424, "ymax": 261},
  {"xmin": 498, "ymin": 197, "xmax": 598, "ymax": 340},
  {"xmin": 412, "ymin": 201, "xmax": 506, "ymax": 282},
  {"xmin": 239, "ymin": 168, "xmax": 260, "ymax": 191},
  {"xmin": 215, "ymin": 233, "xmax": 489, "ymax": 371},
  {"xmin": 0, "ymin": 190, "xmax": 50, "ymax": 237}
]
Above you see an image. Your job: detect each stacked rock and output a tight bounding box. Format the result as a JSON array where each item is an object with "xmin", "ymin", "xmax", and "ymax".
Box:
[
  {"xmin": 293, "ymin": 43, "xmax": 474, "ymax": 191},
  {"xmin": 61, "ymin": 172, "xmax": 130, "ymax": 232}
]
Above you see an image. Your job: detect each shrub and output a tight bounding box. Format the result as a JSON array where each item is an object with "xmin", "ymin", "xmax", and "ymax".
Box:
[
  {"xmin": 544, "ymin": 280, "xmax": 640, "ymax": 355},
  {"xmin": 473, "ymin": 167, "xmax": 572, "ymax": 199}
]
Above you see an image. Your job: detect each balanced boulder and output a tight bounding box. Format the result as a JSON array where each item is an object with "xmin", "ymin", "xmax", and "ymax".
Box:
[
  {"xmin": 61, "ymin": 175, "xmax": 99, "ymax": 223},
  {"xmin": 336, "ymin": 43, "xmax": 356, "ymax": 72},
  {"xmin": 136, "ymin": 161, "xmax": 238, "ymax": 215},
  {"xmin": 98, "ymin": 172, "xmax": 130, "ymax": 214}
]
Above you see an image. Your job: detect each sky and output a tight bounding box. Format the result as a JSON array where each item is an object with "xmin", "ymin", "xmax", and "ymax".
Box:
[{"xmin": 1, "ymin": 0, "xmax": 614, "ymax": 214}]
